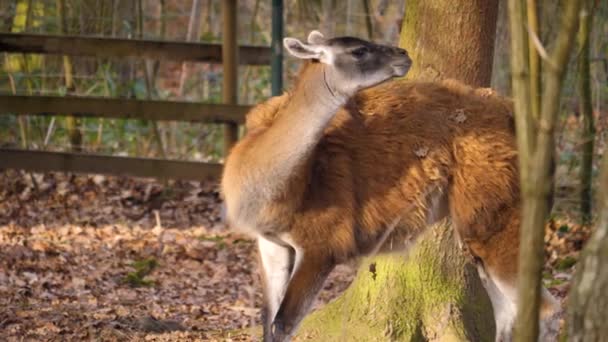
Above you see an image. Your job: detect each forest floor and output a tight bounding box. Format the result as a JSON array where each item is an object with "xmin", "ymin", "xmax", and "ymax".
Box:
[{"xmin": 0, "ymin": 169, "xmax": 593, "ymax": 341}]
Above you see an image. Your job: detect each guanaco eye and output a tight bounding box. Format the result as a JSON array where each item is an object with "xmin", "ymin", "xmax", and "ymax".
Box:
[{"xmin": 351, "ymin": 47, "xmax": 369, "ymax": 58}]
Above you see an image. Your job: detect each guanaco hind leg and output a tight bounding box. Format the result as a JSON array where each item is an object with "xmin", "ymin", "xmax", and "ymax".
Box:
[
  {"xmin": 476, "ymin": 262, "xmax": 559, "ymax": 342},
  {"xmin": 271, "ymin": 251, "xmax": 335, "ymax": 342},
  {"xmin": 467, "ymin": 207, "xmax": 559, "ymax": 341},
  {"xmin": 475, "ymin": 263, "xmax": 517, "ymax": 342},
  {"xmin": 257, "ymin": 236, "xmax": 295, "ymax": 339}
]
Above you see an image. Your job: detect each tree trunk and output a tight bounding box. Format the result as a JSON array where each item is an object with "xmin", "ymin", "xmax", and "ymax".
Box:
[
  {"xmin": 0, "ymin": 0, "xmax": 15, "ymax": 31},
  {"xmin": 56, "ymin": 0, "xmax": 82, "ymax": 152},
  {"xmin": 298, "ymin": 1, "xmax": 499, "ymax": 341},
  {"xmin": 400, "ymin": 0, "xmax": 498, "ymax": 87},
  {"xmin": 567, "ymin": 149, "xmax": 608, "ymax": 341},
  {"xmin": 578, "ymin": 3, "xmax": 594, "ymax": 224},
  {"xmin": 299, "ymin": 225, "xmax": 495, "ymax": 341},
  {"xmin": 512, "ymin": 1, "xmax": 581, "ymax": 340},
  {"xmin": 135, "ymin": 0, "xmax": 166, "ymax": 159}
]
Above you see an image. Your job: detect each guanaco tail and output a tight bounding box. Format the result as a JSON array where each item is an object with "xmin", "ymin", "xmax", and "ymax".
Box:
[{"xmin": 220, "ymin": 30, "xmax": 558, "ymax": 342}]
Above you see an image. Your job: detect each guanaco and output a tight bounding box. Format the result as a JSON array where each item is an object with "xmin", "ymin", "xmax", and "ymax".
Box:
[{"xmin": 221, "ymin": 31, "xmax": 558, "ymax": 342}]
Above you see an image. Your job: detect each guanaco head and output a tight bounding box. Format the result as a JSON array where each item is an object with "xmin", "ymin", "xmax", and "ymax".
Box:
[{"xmin": 283, "ymin": 30, "xmax": 411, "ymax": 97}]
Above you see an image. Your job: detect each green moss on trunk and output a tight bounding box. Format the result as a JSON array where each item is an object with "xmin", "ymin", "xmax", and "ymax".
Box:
[{"xmin": 298, "ymin": 224, "xmax": 494, "ymax": 341}]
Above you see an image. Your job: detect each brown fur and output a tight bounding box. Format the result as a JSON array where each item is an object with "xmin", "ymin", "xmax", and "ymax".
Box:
[
  {"xmin": 221, "ymin": 62, "xmax": 557, "ymax": 340},
  {"xmin": 233, "ymin": 74, "xmax": 519, "ymax": 260}
]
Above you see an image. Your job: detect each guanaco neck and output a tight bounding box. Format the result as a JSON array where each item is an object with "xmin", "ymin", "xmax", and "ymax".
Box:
[
  {"xmin": 283, "ymin": 61, "xmax": 348, "ymax": 131},
  {"xmin": 244, "ymin": 62, "xmax": 348, "ymax": 200}
]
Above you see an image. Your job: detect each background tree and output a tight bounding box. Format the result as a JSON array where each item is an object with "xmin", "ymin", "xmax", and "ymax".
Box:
[
  {"xmin": 508, "ymin": 0, "xmax": 582, "ymax": 340},
  {"xmin": 567, "ymin": 144, "xmax": 608, "ymax": 341},
  {"xmin": 578, "ymin": 1, "xmax": 596, "ymax": 224},
  {"xmin": 567, "ymin": 2, "xmax": 608, "ymax": 339},
  {"xmin": 56, "ymin": 0, "xmax": 82, "ymax": 151},
  {"xmin": 297, "ymin": 1, "xmax": 499, "ymax": 340}
]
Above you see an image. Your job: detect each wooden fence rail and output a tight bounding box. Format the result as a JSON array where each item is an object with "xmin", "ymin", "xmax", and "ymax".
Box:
[
  {"xmin": 0, "ymin": 25, "xmax": 270, "ymax": 179},
  {"xmin": 0, "ymin": 95, "xmax": 249, "ymax": 124},
  {"xmin": 0, "ymin": 149, "xmax": 222, "ymax": 181},
  {"xmin": 0, "ymin": 33, "xmax": 271, "ymax": 65}
]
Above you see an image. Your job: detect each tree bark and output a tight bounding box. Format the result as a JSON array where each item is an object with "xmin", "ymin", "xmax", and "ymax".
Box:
[
  {"xmin": 527, "ymin": 0, "xmax": 541, "ymax": 122},
  {"xmin": 298, "ymin": 1, "xmax": 499, "ymax": 340},
  {"xmin": 0, "ymin": 0, "xmax": 15, "ymax": 31},
  {"xmin": 512, "ymin": 1, "xmax": 581, "ymax": 341},
  {"xmin": 578, "ymin": 3, "xmax": 595, "ymax": 224},
  {"xmin": 400, "ymin": 0, "xmax": 499, "ymax": 87},
  {"xmin": 299, "ymin": 225, "xmax": 495, "ymax": 341},
  {"xmin": 567, "ymin": 145, "xmax": 608, "ymax": 341}
]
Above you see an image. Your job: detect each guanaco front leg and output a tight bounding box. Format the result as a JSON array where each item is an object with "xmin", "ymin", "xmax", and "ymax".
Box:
[
  {"xmin": 270, "ymin": 251, "xmax": 335, "ymax": 342},
  {"xmin": 258, "ymin": 236, "xmax": 295, "ymax": 340}
]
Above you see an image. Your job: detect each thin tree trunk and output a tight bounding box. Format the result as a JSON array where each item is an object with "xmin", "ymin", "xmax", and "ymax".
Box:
[
  {"xmin": 361, "ymin": 0, "xmax": 373, "ymax": 39},
  {"xmin": 3, "ymin": 0, "xmax": 27, "ymax": 147},
  {"xmin": 111, "ymin": 0, "xmax": 119, "ymax": 36},
  {"xmin": 578, "ymin": 3, "xmax": 595, "ymax": 224},
  {"xmin": 567, "ymin": 144, "xmax": 608, "ymax": 341},
  {"xmin": 0, "ymin": 1, "xmax": 16, "ymax": 31},
  {"xmin": 203, "ymin": 0, "xmax": 213, "ymax": 35},
  {"xmin": 346, "ymin": 0, "xmax": 354, "ymax": 35},
  {"xmin": 4, "ymin": 53, "xmax": 27, "ymax": 148},
  {"xmin": 16, "ymin": 0, "xmax": 36, "ymax": 149},
  {"xmin": 177, "ymin": 0, "xmax": 204, "ymax": 97},
  {"xmin": 299, "ymin": 1, "xmax": 499, "ymax": 340},
  {"xmin": 172, "ymin": 0, "xmax": 204, "ymax": 155},
  {"xmin": 239, "ymin": 0, "xmax": 261, "ymax": 102},
  {"xmin": 150, "ymin": 0, "xmax": 165, "ymax": 81},
  {"xmin": 320, "ymin": 0, "xmax": 336, "ymax": 37},
  {"xmin": 490, "ymin": 0, "xmax": 512, "ymax": 95},
  {"xmin": 29, "ymin": 0, "xmax": 47, "ymax": 145},
  {"xmin": 136, "ymin": 0, "xmax": 166, "ymax": 159},
  {"xmin": 56, "ymin": 0, "xmax": 82, "ymax": 152},
  {"xmin": 512, "ymin": 1, "xmax": 582, "ymax": 341},
  {"xmin": 509, "ymin": 0, "xmax": 533, "ymax": 172},
  {"xmin": 527, "ymin": 0, "xmax": 541, "ymax": 122}
]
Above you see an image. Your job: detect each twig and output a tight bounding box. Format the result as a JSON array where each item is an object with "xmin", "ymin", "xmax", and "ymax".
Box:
[
  {"xmin": 526, "ymin": 25, "xmax": 555, "ymax": 69},
  {"xmin": 43, "ymin": 118, "xmax": 56, "ymax": 146},
  {"xmin": 154, "ymin": 210, "xmax": 165, "ymax": 259}
]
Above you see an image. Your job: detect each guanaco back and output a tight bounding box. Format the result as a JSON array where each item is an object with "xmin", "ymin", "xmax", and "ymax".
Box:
[{"xmin": 221, "ymin": 31, "xmax": 558, "ymax": 342}]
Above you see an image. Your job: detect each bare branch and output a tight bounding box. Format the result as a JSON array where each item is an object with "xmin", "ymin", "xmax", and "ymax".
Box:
[{"xmin": 526, "ymin": 25, "xmax": 555, "ymax": 69}]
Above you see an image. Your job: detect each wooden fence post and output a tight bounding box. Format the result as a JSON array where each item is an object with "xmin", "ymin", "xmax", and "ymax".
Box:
[{"xmin": 222, "ymin": 0, "xmax": 238, "ymax": 157}]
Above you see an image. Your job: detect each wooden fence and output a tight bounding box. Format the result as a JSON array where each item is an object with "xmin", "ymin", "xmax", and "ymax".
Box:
[{"xmin": 0, "ymin": 31, "xmax": 273, "ymax": 181}]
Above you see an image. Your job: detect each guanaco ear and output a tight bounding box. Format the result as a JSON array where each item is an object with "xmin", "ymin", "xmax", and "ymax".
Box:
[
  {"xmin": 283, "ymin": 37, "xmax": 333, "ymax": 64},
  {"xmin": 307, "ymin": 30, "xmax": 325, "ymax": 45},
  {"xmin": 283, "ymin": 38, "xmax": 321, "ymax": 59}
]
